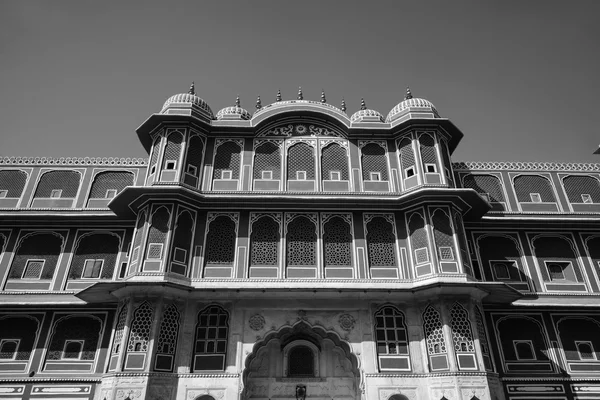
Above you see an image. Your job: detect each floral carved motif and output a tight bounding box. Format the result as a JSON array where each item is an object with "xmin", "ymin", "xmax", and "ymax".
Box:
[
  {"xmin": 338, "ymin": 313, "xmax": 356, "ymax": 331},
  {"xmin": 249, "ymin": 314, "xmax": 266, "ymax": 331}
]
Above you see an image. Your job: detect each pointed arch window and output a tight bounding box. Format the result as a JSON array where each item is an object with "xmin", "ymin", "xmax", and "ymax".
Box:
[
  {"xmin": 374, "ymin": 306, "xmax": 410, "ymax": 371},
  {"xmin": 193, "ymin": 306, "xmax": 229, "ymax": 371}
]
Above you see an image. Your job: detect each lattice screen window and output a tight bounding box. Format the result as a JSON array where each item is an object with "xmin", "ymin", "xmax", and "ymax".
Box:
[
  {"xmin": 145, "ymin": 207, "xmax": 170, "ymax": 260},
  {"xmin": 323, "ymin": 217, "xmax": 352, "ymax": 267},
  {"xmin": 462, "ymin": 174, "xmax": 505, "ymax": 203},
  {"xmin": 254, "ymin": 142, "xmax": 281, "ymax": 180},
  {"xmin": 156, "ymin": 304, "xmax": 180, "ymax": 355},
  {"xmin": 361, "ymin": 143, "xmax": 389, "ymax": 181},
  {"xmin": 149, "ymin": 137, "xmax": 162, "ymax": 175},
  {"xmin": 112, "ymin": 303, "xmax": 128, "ymax": 354},
  {"xmin": 0, "ymin": 339, "xmax": 19, "ymax": 360},
  {"xmin": 439, "ymin": 139, "xmax": 453, "ymax": 186},
  {"xmin": 374, "ymin": 307, "xmax": 409, "ymax": 356},
  {"xmin": 287, "ymin": 143, "xmax": 315, "ymax": 180},
  {"xmin": 213, "ymin": 141, "xmax": 242, "ymax": 180},
  {"xmin": 195, "ymin": 306, "xmax": 228, "ymax": 354},
  {"xmin": 68, "ymin": 233, "xmax": 119, "ymax": 280},
  {"xmin": 33, "ymin": 170, "xmax": 80, "ymax": 198},
  {"xmin": 431, "ymin": 208, "xmax": 456, "ymax": 261},
  {"xmin": 184, "ymin": 136, "xmax": 204, "ymax": 181},
  {"xmin": 423, "ymin": 306, "xmax": 446, "ymax": 355},
  {"xmin": 450, "ymin": 303, "xmax": 475, "ymax": 353},
  {"xmin": 408, "ymin": 212, "xmax": 429, "ymax": 265},
  {"xmin": 453, "ymin": 211, "xmax": 471, "ymax": 274},
  {"xmin": 365, "ymin": 216, "xmax": 397, "ymax": 267},
  {"xmin": 161, "ymin": 132, "xmax": 183, "ymax": 171},
  {"xmin": 563, "ymin": 176, "xmax": 600, "ymax": 204},
  {"xmin": 8, "ymin": 232, "xmax": 63, "ymax": 280},
  {"xmin": 0, "ymin": 170, "xmax": 28, "ymax": 198},
  {"xmin": 419, "ymin": 133, "xmax": 439, "ymax": 172},
  {"xmin": 204, "ymin": 216, "xmax": 236, "ymax": 265},
  {"xmin": 321, "ymin": 143, "xmax": 349, "ymax": 181},
  {"xmin": 287, "ymin": 216, "xmax": 317, "ymax": 266},
  {"xmin": 475, "ymin": 307, "xmax": 493, "ymax": 370},
  {"xmin": 250, "ymin": 216, "xmax": 279, "ymax": 266},
  {"xmin": 127, "ymin": 302, "xmax": 153, "ymax": 352},
  {"xmin": 22, "ymin": 260, "xmax": 44, "ymax": 279},
  {"xmin": 129, "ymin": 210, "xmax": 147, "ymax": 269},
  {"xmin": 532, "ymin": 235, "xmax": 583, "ymax": 282},
  {"xmin": 513, "ymin": 175, "xmax": 556, "ymax": 203},
  {"xmin": 170, "ymin": 211, "xmax": 194, "ymax": 274},
  {"xmin": 0, "ymin": 316, "xmax": 38, "ymax": 361},
  {"xmin": 46, "ymin": 316, "xmax": 101, "ymax": 361},
  {"xmin": 398, "ymin": 138, "xmax": 416, "ymax": 178},
  {"xmin": 288, "ymin": 346, "xmax": 314, "ymax": 377},
  {"xmin": 88, "ymin": 171, "xmax": 134, "ymax": 199}
]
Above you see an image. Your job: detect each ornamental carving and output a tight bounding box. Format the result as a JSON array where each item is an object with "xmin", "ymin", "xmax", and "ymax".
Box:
[
  {"xmin": 453, "ymin": 161, "xmax": 600, "ymax": 172},
  {"xmin": 0, "ymin": 157, "xmax": 147, "ymax": 166},
  {"xmin": 249, "ymin": 314, "xmax": 265, "ymax": 331},
  {"xmin": 338, "ymin": 314, "xmax": 356, "ymax": 331}
]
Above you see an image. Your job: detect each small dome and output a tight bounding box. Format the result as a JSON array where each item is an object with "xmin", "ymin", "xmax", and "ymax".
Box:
[
  {"xmin": 216, "ymin": 105, "xmax": 251, "ymax": 120},
  {"xmin": 160, "ymin": 83, "xmax": 214, "ymax": 121},
  {"xmin": 350, "ymin": 99, "xmax": 384, "ymax": 123},
  {"xmin": 386, "ymin": 88, "xmax": 439, "ymax": 123}
]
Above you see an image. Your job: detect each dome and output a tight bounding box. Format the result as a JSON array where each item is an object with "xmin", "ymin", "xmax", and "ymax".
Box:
[
  {"xmin": 160, "ymin": 83, "xmax": 214, "ymax": 121},
  {"xmin": 386, "ymin": 88, "xmax": 439, "ymax": 123},
  {"xmin": 216, "ymin": 97, "xmax": 251, "ymax": 120},
  {"xmin": 349, "ymin": 99, "xmax": 384, "ymax": 123}
]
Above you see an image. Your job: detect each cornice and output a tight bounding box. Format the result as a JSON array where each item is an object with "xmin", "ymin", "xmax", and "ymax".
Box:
[
  {"xmin": 453, "ymin": 161, "xmax": 600, "ymax": 172},
  {"xmin": 0, "ymin": 157, "xmax": 147, "ymax": 166}
]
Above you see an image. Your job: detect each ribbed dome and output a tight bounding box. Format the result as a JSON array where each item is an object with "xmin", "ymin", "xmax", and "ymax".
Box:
[
  {"xmin": 160, "ymin": 83, "xmax": 214, "ymax": 121},
  {"xmin": 216, "ymin": 105, "xmax": 251, "ymax": 120},
  {"xmin": 350, "ymin": 99, "xmax": 384, "ymax": 123},
  {"xmin": 386, "ymin": 88, "xmax": 439, "ymax": 123}
]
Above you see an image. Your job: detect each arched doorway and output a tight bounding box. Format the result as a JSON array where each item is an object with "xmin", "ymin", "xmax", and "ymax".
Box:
[{"xmin": 243, "ymin": 321, "xmax": 360, "ymax": 400}]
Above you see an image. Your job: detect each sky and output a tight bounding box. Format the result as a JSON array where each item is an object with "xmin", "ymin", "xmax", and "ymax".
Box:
[{"xmin": 0, "ymin": 0, "xmax": 599, "ymax": 163}]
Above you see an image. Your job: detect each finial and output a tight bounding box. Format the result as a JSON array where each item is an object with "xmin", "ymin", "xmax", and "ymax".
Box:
[
  {"xmin": 341, "ymin": 98, "xmax": 347, "ymax": 112},
  {"xmin": 360, "ymin": 98, "xmax": 367, "ymax": 110},
  {"xmin": 188, "ymin": 81, "xmax": 195, "ymax": 95},
  {"xmin": 235, "ymin": 95, "xmax": 241, "ymax": 108},
  {"xmin": 321, "ymin": 90, "xmax": 326, "ymax": 103},
  {"xmin": 297, "ymin": 86, "xmax": 303, "ymax": 100},
  {"xmin": 276, "ymin": 89, "xmax": 282, "ymax": 102},
  {"xmin": 405, "ymin": 87, "xmax": 413, "ymax": 100},
  {"xmin": 256, "ymin": 95, "xmax": 262, "ymax": 110}
]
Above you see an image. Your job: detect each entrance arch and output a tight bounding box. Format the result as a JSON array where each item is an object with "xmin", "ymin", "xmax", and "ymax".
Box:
[{"xmin": 242, "ymin": 320, "xmax": 361, "ymax": 400}]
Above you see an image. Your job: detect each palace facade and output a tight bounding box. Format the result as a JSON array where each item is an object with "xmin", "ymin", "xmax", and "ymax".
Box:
[{"xmin": 0, "ymin": 85, "xmax": 599, "ymax": 400}]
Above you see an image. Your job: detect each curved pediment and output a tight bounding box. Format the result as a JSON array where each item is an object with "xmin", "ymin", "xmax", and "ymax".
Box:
[
  {"xmin": 252, "ymin": 100, "xmax": 350, "ymax": 131},
  {"xmin": 256, "ymin": 117, "xmax": 347, "ymax": 138}
]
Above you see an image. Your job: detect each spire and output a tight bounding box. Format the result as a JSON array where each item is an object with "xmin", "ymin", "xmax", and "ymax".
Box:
[
  {"xmin": 360, "ymin": 98, "xmax": 367, "ymax": 110},
  {"xmin": 188, "ymin": 81, "xmax": 195, "ymax": 95},
  {"xmin": 235, "ymin": 95, "xmax": 241, "ymax": 108},
  {"xmin": 405, "ymin": 86, "xmax": 413, "ymax": 100},
  {"xmin": 341, "ymin": 98, "xmax": 347, "ymax": 113},
  {"xmin": 255, "ymin": 95, "xmax": 262, "ymax": 110},
  {"xmin": 321, "ymin": 90, "xmax": 326, "ymax": 103},
  {"xmin": 276, "ymin": 89, "xmax": 282, "ymax": 102},
  {"xmin": 297, "ymin": 86, "xmax": 303, "ymax": 100}
]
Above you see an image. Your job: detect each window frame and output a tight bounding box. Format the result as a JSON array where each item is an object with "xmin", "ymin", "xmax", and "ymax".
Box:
[
  {"xmin": 513, "ymin": 340, "xmax": 536, "ymax": 361},
  {"xmin": 146, "ymin": 243, "xmax": 164, "ymax": 260},
  {"xmin": 438, "ymin": 246, "xmax": 454, "ymax": 261},
  {"xmin": 173, "ymin": 247, "xmax": 187, "ymax": 264},
  {"xmin": 0, "ymin": 190, "xmax": 7, "ymax": 199},
  {"xmin": 545, "ymin": 261, "xmax": 569, "ymax": 281},
  {"xmin": 575, "ymin": 340, "xmax": 596, "ymax": 360},
  {"xmin": 282, "ymin": 340, "xmax": 320, "ymax": 377},
  {"xmin": 82, "ymin": 259, "xmax": 104, "ymax": 279},
  {"xmin": 404, "ymin": 166, "xmax": 416, "ymax": 178},
  {"xmin": 22, "ymin": 259, "xmax": 46, "ymax": 279},
  {"xmin": 329, "ymin": 171, "xmax": 341, "ymax": 181},
  {"xmin": 530, "ymin": 193, "xmax": 542, "ymax": 203},
  {"xmin": 296, "ymin": 170, "xmax": 307, "ymax": 180},
  {"xmin": 186, "ymin": 164, "xmax": 198, "ymax": 176},
  {"xmin": 414, "ymin": 247, "xmax": 429, "ymax": 265},
  {"xmin": 50, "ymin": 189, "xmax": 62, "ymax": 199},
  {"xmin": 490, "ymin": 260, "xmax": 512, "ymax": 281},
  {"xmin": 581, "ymin": 193, "xmax": 593, "ymax": 204},
  {"xmin": 105, "ymin": 189, "xmax": 117, "ymax": 199},
  {"xmin": 425, "ymin": 163, "xmax": 438, "ymax": 174},
  {"xmin": 165, "ymin": 160, "xmax": 177, "ymax": 170},
  {"xmin": 221, "ymin": 170, "xmax": 233, "ymax": 180},
  {"xmin": 369, "ymin": 171, "xmax": 381, "ymax": 181},
  {"xmin": 62, "ymin": 339, "xmax": 85, "ymax": 360},
  {"xmin": 261, "ymin": 170, "xmax": 273, "ymax": 180},
  {"xmin": 0, "ymin": 339, "xmax": 20, "ymax": 361}
]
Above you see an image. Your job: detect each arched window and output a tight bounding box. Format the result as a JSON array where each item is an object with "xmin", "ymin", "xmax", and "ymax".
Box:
[
  {"xmin": 531, "ymin": 235, "xmax": 583, "ymax": 284},
  {"xmin": 361, "ymin": 143, "xmax": 388, "ymax": 182},
  {"xmin": 286, "ymin": 216, "xmax": 317, "ymax": 278},
  {"xmin": 88, "ymin": 171, "xmax": 134, "ymax": 201},
  {"xmin": 145, "ymin": 206, "xmax": 171, "ymax": 263},
  {"xmin": 0, "ymin": 170, "xmax": 27, "ymax": 199},
  {"xmin": 365, "ymin": 216, "xmax": 398, "ymax": 278},
  {"xmin": 398, "ymin": 137, "xmax": 417, "ymax": 186},
  {"xmin": 161, "ymin": 131, "xmax": 183, "ymax": 178},
  {"xmin": 452, "ymin": 210, "xmax": 472, "ymax": 275},
  {"xmin": 107, "ymin": 302, "xmax": 128, "ymax": 372},
  {"xmin": 128, "ymin": 209, "xmax": 147, "ymax": 274},
  {"xmin": 68, "ymin": 232, "xmax": 120, "ymax": 280},
  {"xmin": 477, "ymin": 234, "xmax": 525, "ymax": 285},
  {"xmin": 249, "ymin": 215, "xmax": 280, "ymax": 278},
  {"xmin": 450, "ymin": 303, "xmax": 477, "ymax": 370},
  {"xmin": 253, "ymin": 142, "xmax": 281, "ymax": 187},
  {"xmin": 462, "ymin": 174, "xmax": 505, "ymax": 210},
  {"xmin": 287, "ymin": 143, "xmax": 315, "ymax": 181},
  {"xmin": 321, "ymin": 143, "xmax": 349, "ymax": 182},
  {"xmin": 8, "ymin": 232, "xmax": 63, "ymax": 280},
  {"xmin": 204, "ymin": 215, "xmax": 236, "ymax": 275},
  {"xmin": 0, "ymin": 316, "xmax": 39, "ymax": 362},
  {"xmin": 418, "ymin": 133, "xmax": 440, "ymax": 182},
  {"xmin": 148, "ymin": 136, "xmax": 162, "ymax": 179},
  {"xmin": 193, "ymin": 305, "xmax": 229, "ymax": 371},
  {"xmin": 513, "ymin": 175, "xmax": 556, "ymax": 203},
  {"xmin": 33, "ymin": 170, "xmax": 80, "ymax": 199},
  {"xmin": 323, "ymin": 216, "xmax": 353, "ymax": 278},
  {"xmin": 46, "ymin": 316, "xmax": 101, "ymax": 362},
  {"xmin": 475, "ymin": 307, "xmax": 493, "ymax": 371},
  {"xmin": 496, "ymin": 315, "xmax": 550, "ymax": 370},
  {"xmin": 430, "ymin": 208, "xmax": 457, "ymax": 269},
  {"xmin": 213, "ymin": 141, "xmax": 242, "ymax": 181},
  {"xmin": 374, "ymin": 307, "xmax": 410, "ymax": 371},
  {"xmin": 154, "ymin": 304, "xmax": 180, "ymax": 371},
  {"xmin": 563, "ymin": 175, "xmax": 600, "ymax": 204},
  {"xmin": 183, "ymin": 135, "xmax": 204, "ymax": 187},
  {"xmin": 408, "ymin": 212, "xmax": 430, "ymax": 275},
  {"xmin": 423, "ymin": 305, "xmax": 448, "ymax": 371},
  {"xmin": 0, "ymin": 339, "xmax": 19, "ymax": 360},
  {"xmin": 169, "ymin": 211, "xmax": 195, "ymax": 275},
  {"xmin": 288, "ymin": 346, "xmax": 314, "ymax": 377}
]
